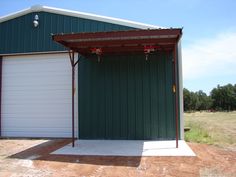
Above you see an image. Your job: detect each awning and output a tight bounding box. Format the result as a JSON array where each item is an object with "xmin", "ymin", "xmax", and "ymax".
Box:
[
  {"xmin": 52, "ymin": 28, "xmax": 182, "ymax": 56},
  {"xmin": 51, "ymin": 28, "xmax": 182, "ymax": 148}
]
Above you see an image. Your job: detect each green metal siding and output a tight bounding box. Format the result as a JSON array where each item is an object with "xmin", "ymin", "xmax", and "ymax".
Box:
[
  {"xmin": 0, "ymin": 11, "xmax": 180, "ymax": 140},
  {"xmin": 0, "ymin": 12, "xmax": 134, "ymax": 54},
  {"xmin": 78, "ymin": 52, "xmax": 175, "ymax": 140}
]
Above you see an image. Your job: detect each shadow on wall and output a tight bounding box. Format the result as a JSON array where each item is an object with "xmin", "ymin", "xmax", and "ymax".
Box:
[{"xmin": 9, "ymin": 139, "xmax": 142, "ymax": 167}]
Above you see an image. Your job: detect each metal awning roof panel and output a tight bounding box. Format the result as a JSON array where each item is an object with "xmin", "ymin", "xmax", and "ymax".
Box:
[{"xmin": 52, "ymin": 28, "xmax": 182, "ymax": 56}]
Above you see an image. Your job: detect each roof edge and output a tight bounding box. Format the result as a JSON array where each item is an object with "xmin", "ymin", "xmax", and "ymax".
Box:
[
  {"xmin": 0, "ymin": 5, "xmax": 162, "ymax": 29},
  {"xmin": 0, "ymin": 7, "xmax": 31, "ymax": 22}
]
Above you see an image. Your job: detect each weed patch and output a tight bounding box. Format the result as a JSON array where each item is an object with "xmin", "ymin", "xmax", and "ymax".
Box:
[{"xmin": 185, "ymin": 122, "xmax": 214, "ymax": 144}]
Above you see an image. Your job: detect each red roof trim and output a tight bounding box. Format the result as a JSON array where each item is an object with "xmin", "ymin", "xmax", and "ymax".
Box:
[{"xmin": 52, "ymin": 29, "xmax": 182, "ymax": 55}]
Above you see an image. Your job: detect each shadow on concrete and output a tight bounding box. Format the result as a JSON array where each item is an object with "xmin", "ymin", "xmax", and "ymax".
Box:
[{"xmin": 9, "ymin": 139, "xmax": 142, "ymax": 167}]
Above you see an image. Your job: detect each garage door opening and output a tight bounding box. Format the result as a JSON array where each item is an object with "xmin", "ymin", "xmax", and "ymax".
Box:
[{"xmin": 1, "ymin": 53, "xmax": 78, "ymax": 138}]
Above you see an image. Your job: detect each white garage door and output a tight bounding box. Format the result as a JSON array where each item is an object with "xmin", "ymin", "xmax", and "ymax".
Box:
[{"xmin": 2, "ymin": 53, "xmax": 77, "ymax": 138}]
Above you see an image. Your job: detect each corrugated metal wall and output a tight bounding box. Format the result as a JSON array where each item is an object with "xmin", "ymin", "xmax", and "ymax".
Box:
[
  {"xmin": 0, "ymin": 12, "xmax": 134, "ymax": 54},
  {"xmin": 0, "ymin": 11, "xmax": 178, "ymax": 139},
  {"xmin": 78, "ymin": 52, "xmax": 175, "ymax": 140}
]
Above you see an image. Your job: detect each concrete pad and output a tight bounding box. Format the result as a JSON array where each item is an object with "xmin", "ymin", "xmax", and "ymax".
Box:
[{"xmin": 52, "ymin": 140, "xmax": 195, "ymax": 156}]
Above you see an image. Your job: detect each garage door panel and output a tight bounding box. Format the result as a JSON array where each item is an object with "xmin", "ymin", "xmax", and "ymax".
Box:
[
  {"xmin": 2, "ymin": 121, "xmax": 71, "ymax": 131},
  {"xmin": 2, "ymin": 67, "xmax": 70, "ymax": 74},
  {"xmin": 2, "ymin": 53, "xmax": 75, "ymax": 137},
  {"xmin": 2, "ymin": 94, "xmax": 71, "ymax": 101},
  {"xmin": 2, "ymin": 75, "xmax": 70, "ymax": 86},
  {"xmin": 2, "ymin": 98, "xmax": 71, "ymax": 105},
  {"xmin": 4, "ymin": 130, "xmax": 71, "ymax": 138},
  {"xmin": 3, "ymin": 74, "xmax": 71, "ymax": 85},
  {"xmin": 2, "ymin": 106, "xmax": 71, "ymax": 114},
  {"xmin": 2, "ymin": 114, "xmax": 71, "ymax": 120},
  {"xmin": 4, "ymin": 58, "xmax": 70, "ymax": 65},
  {"xmin": 3, "ymin": 120, "xmax": 71, "ymax": 128},
  {"xmin": 2, "ymin": 99, "xmax": 71, "ymax": 105},
  {"xmin": 2, "ymin": 84, "xmax": 71, "ymax": 90}
]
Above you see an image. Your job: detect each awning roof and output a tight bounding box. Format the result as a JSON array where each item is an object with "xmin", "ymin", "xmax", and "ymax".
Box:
[
  {"xmin": 52, "ymin": 28, "xmax": 182, "ymax": 55},
  {"xmin": 51, "ymin": 28, "xmax": 182, "ymax": 148}
]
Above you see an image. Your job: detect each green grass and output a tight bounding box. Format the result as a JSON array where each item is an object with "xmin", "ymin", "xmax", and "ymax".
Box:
[
  {"xmin": 184, "ymin": 111, "xmax": 236, "ymax": 149},
  {"xmin": 185, "ymin": 122, "xmax": 214, "ymax": 144}
]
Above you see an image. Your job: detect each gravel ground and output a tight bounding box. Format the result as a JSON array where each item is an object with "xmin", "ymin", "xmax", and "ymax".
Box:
[{"xmin": 0, "ymin": 139, "xmax": 235, "ymax": 177}]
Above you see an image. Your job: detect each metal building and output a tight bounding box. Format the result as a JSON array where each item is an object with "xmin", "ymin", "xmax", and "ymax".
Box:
[{"xmin": 0, "ymin": 5, "xmax": 184, "ymax": 145}]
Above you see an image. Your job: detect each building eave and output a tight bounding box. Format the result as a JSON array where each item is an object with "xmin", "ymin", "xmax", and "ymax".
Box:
[{"xmin": 0, "ymin": 5, "xmax": 162, "ymax": 29}]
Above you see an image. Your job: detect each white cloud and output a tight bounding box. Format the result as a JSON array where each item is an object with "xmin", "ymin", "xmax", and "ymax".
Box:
[{"xmin": 182, "ymin": 31, "xmax": 236, "ymax": 80}]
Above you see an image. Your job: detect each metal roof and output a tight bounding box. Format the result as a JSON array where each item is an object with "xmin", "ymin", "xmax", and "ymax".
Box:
[
  {"xmin": 0, "ymin": 5, "xmax": 162, "ymax": 29},
  {"xmin": 52, "ymin": 28, "xmax": 182, "ymax": 55}
]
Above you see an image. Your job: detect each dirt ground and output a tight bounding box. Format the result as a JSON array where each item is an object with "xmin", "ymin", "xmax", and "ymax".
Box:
[{"xmin": 0, "ymin": 139, "xmax": 235, "ymax": 177}]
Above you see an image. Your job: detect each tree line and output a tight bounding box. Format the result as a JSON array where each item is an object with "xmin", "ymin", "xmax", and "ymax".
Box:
[{"xmin": 183, "ymin": 84, "xmax": 236, "ymax": 111}]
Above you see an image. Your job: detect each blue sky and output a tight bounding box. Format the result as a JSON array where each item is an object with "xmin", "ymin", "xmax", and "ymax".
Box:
[{"xmin": 1, "ymin": 0, "xmax": 236, "ymax": 94}]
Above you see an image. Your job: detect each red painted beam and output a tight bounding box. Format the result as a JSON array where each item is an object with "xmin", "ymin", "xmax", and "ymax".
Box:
[
  {"xmin": 68, "ymin": 51, "xmax": 76, "ymax": 147},
  {"xmin": 52, "ymin": 28, "xmax": 182, "ymax": 42},
  {"xmin": 76, "ymin": 45, "xmax": 174, "ymax": 55},
  {"xmin": 52, "ymin": 29, "xmax": 182, "ymax": 55},
  {"xmin": 65, "ymin": 38, "xmax": 177, "ymax": 49}
]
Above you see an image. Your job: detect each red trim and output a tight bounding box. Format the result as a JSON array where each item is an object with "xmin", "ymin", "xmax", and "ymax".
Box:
[
  {"xmin": 53, "ymin": 29, "xmax": 182, "ymax": 42},
  {"xmin": 75, "ymin": 45, "xmax": 173, "ymax": 56},
  {"xmin": 68, "ymin": 50, "xmax": 78, "ymax": 147},
  {"xmin": 65, "ymin": 38, "xmax": 177, "ymax": 48},
  {"xmin": 52, "ymin": 29, "xmax": 182, "ymax": 55}
]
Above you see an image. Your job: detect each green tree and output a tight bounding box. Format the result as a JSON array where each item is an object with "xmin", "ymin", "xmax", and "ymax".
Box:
[
  {"xmin": 183, "ymin": 88, "xmax": 202, "ymax": 111},
  {"xmin": 210, "ymin": 84, "xmax": 236, "ymax": 111},
  {"xmin": 195, "ymin": 90, "xmax": 212, "ymax": 110},
  {"xmin": 189, "ymin": 91, "xmax": 199, "ymax": 111},
  {"xmin": 183, "ymin": 88, "xmax": 191, "ymax": 111},
  {"xmin": 183, "ymin": 83, "xmax": 236, "ymax": 112}
]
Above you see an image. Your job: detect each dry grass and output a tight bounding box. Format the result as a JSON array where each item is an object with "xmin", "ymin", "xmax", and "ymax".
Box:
[{"xmin": 184, "ymin": 111, "xmax": 236, "ymax": 150}]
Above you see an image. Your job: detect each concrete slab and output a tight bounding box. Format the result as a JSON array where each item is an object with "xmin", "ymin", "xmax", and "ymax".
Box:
[{"xmin": 52, "ymin": 140, "xmax": 195, "ymax": 156}]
